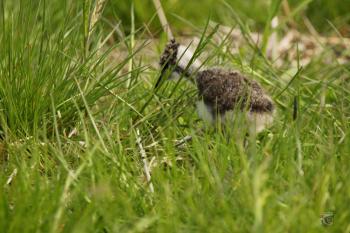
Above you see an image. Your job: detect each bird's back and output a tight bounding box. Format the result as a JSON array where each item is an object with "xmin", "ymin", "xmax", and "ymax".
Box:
[{"xmin": 196, "ymin": 68, "xmax": 274, "ymax": 114}]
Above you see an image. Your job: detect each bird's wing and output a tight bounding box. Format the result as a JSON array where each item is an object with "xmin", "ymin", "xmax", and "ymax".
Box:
[
  {"xmin": 196, "ymin": 69, "xmax": 248, "ymax": 113},
  {"xmin": 197, "ymin": 69, "xmax": 274, "ymax": 114},
  {"xmin": 249, "ymin": 82, "xmax": 274, "ymax": 113}
]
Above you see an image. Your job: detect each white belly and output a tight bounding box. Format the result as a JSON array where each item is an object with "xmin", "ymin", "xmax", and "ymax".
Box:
[
  {"xmin": 246, "ymin": 111, "xmax": 274, "ymax": 133},
  {"xmin": 196, "ymin": 100, "xmax": 274, "ymax": 133},
  {"xmin": 196, "ymin": 100, "xmax": 215, "ymax": 124}
]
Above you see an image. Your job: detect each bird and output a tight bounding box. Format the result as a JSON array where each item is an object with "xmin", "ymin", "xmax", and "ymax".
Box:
[{"xmin": 157, "ymin": 39, "xmax": 275, "ymax": 133}]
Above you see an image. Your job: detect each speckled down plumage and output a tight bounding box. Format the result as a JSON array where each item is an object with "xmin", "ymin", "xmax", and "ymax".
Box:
[
  {"xmin": 159, "ymin": 39, "xmax": 179, "ymax": 69},
  {"xmin": 196, "ymin": 68, "xmax": 274, "ymax": 114},
  {"xmin": 159, "ymin": 39, "xmax": 275, "ymax": 131}
]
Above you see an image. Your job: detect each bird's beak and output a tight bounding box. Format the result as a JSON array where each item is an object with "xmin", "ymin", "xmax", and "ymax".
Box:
[
  {"xmin": 154, "ymin": 70, "xmax": 164, "ymax": 89},
  {"xmin": 154, "ymin": 65, "xmax": 168, "ymax": 89}
]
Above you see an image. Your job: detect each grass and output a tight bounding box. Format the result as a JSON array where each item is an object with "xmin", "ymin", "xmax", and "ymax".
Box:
[{"xmin": 1, "ymin": 0, "xmax": 350, "ymax": 232}]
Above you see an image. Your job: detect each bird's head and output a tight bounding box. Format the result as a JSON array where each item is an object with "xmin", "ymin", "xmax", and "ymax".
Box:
[
  {"xmin": 155, "ymin": 39, "xmax": 180, "ymax": 88},
  {"xmin": 156, "ymin": 39, "xmax": 201, "ymax": 88},
  {"xmin": 159, "ymin": 38, "xmax": 179, "ymax": 70}
]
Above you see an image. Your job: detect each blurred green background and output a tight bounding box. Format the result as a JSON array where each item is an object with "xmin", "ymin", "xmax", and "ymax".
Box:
[{"xmin": 107, "ymin": 0, "xmax": 350, "ymax": 36}]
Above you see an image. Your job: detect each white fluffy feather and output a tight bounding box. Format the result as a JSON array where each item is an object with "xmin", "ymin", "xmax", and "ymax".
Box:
[
  {"xmin": 246, "ymin": 111, "xmax": 274, "ymax": 133},
  {"xmin": 196, "ymin": 100, "xmax": 274, "ymax": 133},
  {"xmin": 176, "ymin": 45, "xmax": 202, "ymax": 75},
  {"xmin": 196, "ymin": 100, "xmax": 214, "ymax": 124}
]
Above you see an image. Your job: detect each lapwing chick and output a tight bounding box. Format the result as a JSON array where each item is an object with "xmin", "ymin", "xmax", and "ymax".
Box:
[{"xmin": 158, "ymin": 39, "xmax": 275, "ymax": 132}]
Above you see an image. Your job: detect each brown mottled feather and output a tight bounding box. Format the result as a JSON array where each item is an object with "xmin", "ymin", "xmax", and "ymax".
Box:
[
  {"xmin": 196, "ymin": 68, "xmax": 274, "ymax": 114},
  {"xmin": 159, "ymin": 39, "xmax": 274, "ymax": 121},
  {"xmin": 159, "ymin": 39, "xmax": 179, "ymax": 68}
]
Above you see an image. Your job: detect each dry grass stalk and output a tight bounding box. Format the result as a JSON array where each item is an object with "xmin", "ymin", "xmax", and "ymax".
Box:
[
  {"xmin": 282, "ymin": 0, "xmax": 297, "ymax": 28},
  {"xmin": 89, "ymin": 0, "xmax": 107, "ymax": 34},
  {"xmin": 175, "ymin": 135, "xmax": 192, "ymax": 147},
  {"xmin": 136, "ymin": 129, "xmax": 154, "ymax": 193},
  {"xmin": 5, "ymin": 168, "xmax": 18, "ymax": 186},
  {"xmin": 152, "ymin": 0, "xmax": 174, "ymax": 39}
]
